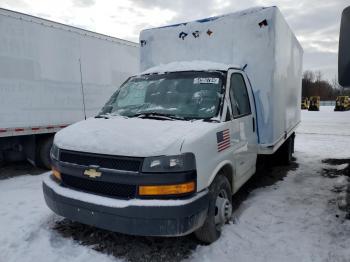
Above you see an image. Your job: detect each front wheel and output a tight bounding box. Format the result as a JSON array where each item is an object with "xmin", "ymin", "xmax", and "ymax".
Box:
[{"xmin": 194, "ymin": 174, "xmax": 232, "ymax": 244}]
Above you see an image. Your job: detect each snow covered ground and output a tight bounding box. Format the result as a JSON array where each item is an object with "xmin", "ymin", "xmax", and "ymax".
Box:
[{"xmin": 0, "ymin": 106, "xmax": 350, "ymax": 262}]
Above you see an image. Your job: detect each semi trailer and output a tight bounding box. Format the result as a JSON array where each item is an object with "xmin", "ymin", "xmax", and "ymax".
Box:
[
  {"xmin": 0, "ymin": 8, "xmax": 139, "ymax": 168},
  {"xmin": 43, "ymin": 6, "xmax": 303, "ymax": 243}
]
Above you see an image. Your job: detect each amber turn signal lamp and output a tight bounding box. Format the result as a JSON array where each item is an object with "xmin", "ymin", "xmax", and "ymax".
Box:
[
  {"xmin": 52, "ymin": 167, "xmax": 61, "ymax": 181},
  {"xmin": 139, "ymin": 181, "xmax": 195, "ymax": 196}
]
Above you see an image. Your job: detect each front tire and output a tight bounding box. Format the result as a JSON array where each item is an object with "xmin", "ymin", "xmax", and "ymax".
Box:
[{"xmin": 195, "ymin": 174, "xmax": 232, "ymax": 244}]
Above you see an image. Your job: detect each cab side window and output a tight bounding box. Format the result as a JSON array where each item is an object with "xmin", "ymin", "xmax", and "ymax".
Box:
[{"xmin": 229, "ymin": 73, "xmax": 251, "ymax": 118}]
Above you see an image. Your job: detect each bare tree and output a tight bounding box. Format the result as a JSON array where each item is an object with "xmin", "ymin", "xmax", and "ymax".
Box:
[
  {"xmin": 315, "ymin": 70, "xmax": 322, "ymax": 83},
  {"xmin": 303, "ymin": 70, "xmax": 314, "ymax": 83},
  {"xmin": 301, "ymin": 70, "xmax": 349, "ymax": 100}
]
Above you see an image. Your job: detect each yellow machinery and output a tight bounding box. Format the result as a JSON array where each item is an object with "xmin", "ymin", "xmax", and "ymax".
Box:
[
  {"xmin": 308, "ymin": 96, "xmax": 320, "ymax": 111},
  {"xmin": 301, "ymin": 97, "xmax": 309, "ymax": 109},
  {"xmin": 334, "ymin": 96, "xmax": 350, "ymax": 111}
]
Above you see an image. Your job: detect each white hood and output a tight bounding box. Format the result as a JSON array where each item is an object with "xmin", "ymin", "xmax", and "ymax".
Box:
[{"xmin": 55, "ymin": 117, "xmax": 215, "ymax": 157}]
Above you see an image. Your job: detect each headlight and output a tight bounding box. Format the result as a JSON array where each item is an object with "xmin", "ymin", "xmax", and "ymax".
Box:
[
  {"xmin": 142, "ymin": 153, "xmax": 196, "ymax": 173},
  {"xmin": 50, "ymin": 143, "xmax": 60, "ymax": 161}
]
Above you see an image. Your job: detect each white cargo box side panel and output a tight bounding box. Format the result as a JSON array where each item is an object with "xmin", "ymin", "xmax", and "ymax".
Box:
[
  {"xmin": 140, "ymin": 7, "xmax": 303, "ymax": 147},
  {"xmin": 270, "ymin": 10, "xmax": 302, "ymax": 148},
  {"xmin": 0, "ymin": 8, "xmax": 139, "ymax": 131},
  {"xmin": 80, "ymin": 37, "xmax": 139, "ymax": 118},
  {"xmin": 0, "ymin": 11, "xmax": 84, "ymax": 129}
]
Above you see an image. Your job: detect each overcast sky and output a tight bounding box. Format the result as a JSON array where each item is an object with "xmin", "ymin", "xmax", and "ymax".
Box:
[{"xmin": 0, "ymin": 0, "xmax": 348, "ymax": 81}]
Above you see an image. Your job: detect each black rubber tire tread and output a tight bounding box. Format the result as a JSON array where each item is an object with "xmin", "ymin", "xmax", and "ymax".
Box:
[
  {"xmin": 283, "ymin": 137, "xmax": 293, "ymax": 165},
  {"xmin": 275, "ymin": 136, "xmax": 293, "ymax": 166},
  {"xmin": 194, "ymin": 174, "xmax": 232, "ymax": 244},
  {"xmin": 38, "ymin": 136, "xmax": 54, "ymax": 169},
  {"xmin": 0, "ymin": 151, "xmax": 4, "ymax": 167}
]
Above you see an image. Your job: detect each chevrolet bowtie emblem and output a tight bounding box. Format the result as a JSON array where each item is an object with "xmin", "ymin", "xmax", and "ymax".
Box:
[{"xmin": 84, "ymin": 168, "xmax": 102, "ymax": 178}]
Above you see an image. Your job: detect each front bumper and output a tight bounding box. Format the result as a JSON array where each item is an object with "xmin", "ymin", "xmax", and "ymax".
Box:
[{"xmin": 43, "ymin": 176, "xmax": 209, "ymax": 237}]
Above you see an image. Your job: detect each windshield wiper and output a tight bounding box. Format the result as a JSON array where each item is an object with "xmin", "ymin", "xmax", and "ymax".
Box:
[
  {"xmin": 95, "ymin": 115, "xmax": 109, "ymax": 119},
  {"xmin": 132, "ymin": 112, "xmax": 185, "ymax": 121},
  {"xmin": 202, "ymin": 118, "xmax": 220, "ymax": 123}
]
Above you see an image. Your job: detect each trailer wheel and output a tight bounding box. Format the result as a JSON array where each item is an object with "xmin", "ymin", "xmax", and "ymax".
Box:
[
  {"xmin": 0, "ymin": 151, "xmax": 4, "ymax": 167},
  {"xmin": 37, "ymin": 136, "xmax": 53, "ymax": 169},
  {"xmin": 194, "ymin": 174, "xmax": 232, "ymax": 244}
]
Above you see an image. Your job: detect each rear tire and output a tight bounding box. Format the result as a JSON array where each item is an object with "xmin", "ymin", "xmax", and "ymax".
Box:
[
  {"xmin": 275, "ymin": 135, "xmax": 294, "ymax": 165},
  {"xmin": 194, "ymin": 174, "xmax": 232, "ymax": 244},
  {"xmin": 37, "ymin": 136, "xmax": 53, "ymax": 169}
]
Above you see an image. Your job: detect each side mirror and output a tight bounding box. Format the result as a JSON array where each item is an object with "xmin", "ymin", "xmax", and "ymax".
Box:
[{"xmin": 339, "ymin": 6, "xmax": 350, "ymax": 87}]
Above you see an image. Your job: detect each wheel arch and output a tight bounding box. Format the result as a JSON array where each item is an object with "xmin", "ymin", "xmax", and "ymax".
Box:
[{"xmin": 207, "ymin": 160, "xmax": 234, "ymax": 192}]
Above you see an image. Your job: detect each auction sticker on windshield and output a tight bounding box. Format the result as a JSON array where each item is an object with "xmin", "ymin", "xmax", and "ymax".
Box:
[{"xmin": 194, "ymin": 78, "xmax": 220, "ymax": 84}]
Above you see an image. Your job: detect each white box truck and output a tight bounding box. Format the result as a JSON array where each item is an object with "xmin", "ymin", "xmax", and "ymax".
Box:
[
  {"xmin": 0, "ymin": 8, "xmax": 139, "ymax": 168},
  {"xmin": 43, "ymin": 6, "xmax": 303, "ymax": 243}
]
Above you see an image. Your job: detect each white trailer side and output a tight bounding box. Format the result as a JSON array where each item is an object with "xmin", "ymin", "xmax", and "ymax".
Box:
[
  {"xmin": 140, "ymin": 6, "xmax": 303, "ymax": 152},
  {"xmin": 0, "ymin": 8, "xmax": 139, "ymax": 167}
]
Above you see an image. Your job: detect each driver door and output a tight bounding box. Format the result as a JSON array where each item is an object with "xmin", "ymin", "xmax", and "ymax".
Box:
[{"xmin": 226, "ymin": 70, "xmax": 257, "ymax": 180}]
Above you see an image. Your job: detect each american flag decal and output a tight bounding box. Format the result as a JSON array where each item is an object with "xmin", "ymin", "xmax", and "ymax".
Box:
[{"xmin": 217, "ymin": 129, "xmax": 230, "ymax": 152}]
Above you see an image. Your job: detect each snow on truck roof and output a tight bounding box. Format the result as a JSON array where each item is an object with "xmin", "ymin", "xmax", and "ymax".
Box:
[
  {"xmin": 141, "ymin": 61, "xmax": 241, "ymax": 74},
  {"xmin": 143, "ymin": 6, "xmax": 274, "ymax": 31}
]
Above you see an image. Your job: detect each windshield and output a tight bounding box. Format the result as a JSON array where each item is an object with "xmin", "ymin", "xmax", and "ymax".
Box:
[{"xmin": 98, "ymin": 71, "xmax": 225, "ymax": 120}]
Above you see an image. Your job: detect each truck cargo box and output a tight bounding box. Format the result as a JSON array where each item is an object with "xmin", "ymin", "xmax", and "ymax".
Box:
[{"xmin": 140, "ymin": 6, "xmax": 303, "ymax": 148}]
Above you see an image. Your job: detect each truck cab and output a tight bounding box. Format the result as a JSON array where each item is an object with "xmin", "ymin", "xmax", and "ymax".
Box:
[{"xmin": 44, "ymin": 63, "xmax": 260, "ymax": 243}]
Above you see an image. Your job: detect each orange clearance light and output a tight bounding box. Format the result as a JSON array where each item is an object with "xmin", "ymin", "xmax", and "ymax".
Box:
[
  {"xmin": 52, "ymin": 167, "xmax": 61, "ymax": 181},
  {"xmin": 139, "ymin": 181, "xmax": 195, "ymax": 196}
]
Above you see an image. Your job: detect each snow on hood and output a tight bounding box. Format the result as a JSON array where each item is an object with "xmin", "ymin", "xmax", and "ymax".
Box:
[
  {"xmin": 141, "ymin": 60, "xmax": 240, "ymax": 75},
  {"xmin": 54, "ymin": 117, "xmax": 215, "ymax": 157}
]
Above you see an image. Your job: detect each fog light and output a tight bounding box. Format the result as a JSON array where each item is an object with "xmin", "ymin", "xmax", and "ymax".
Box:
[
  {"xmin": 139, "ymin": 181, "xmax": 195, "ymax": 196},
  {"xmin": 52, "ymin": 167, "xmax": 61, "ymax": 181}
]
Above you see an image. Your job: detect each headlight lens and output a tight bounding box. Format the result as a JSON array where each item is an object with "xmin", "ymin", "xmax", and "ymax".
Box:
[
  {"xmin": 50, "ymin": 143, "xmax": 60, "ymax": 161},
  {"xmin": 142, "ymin": 153, "xmax": 196, "ymax": 173}
]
